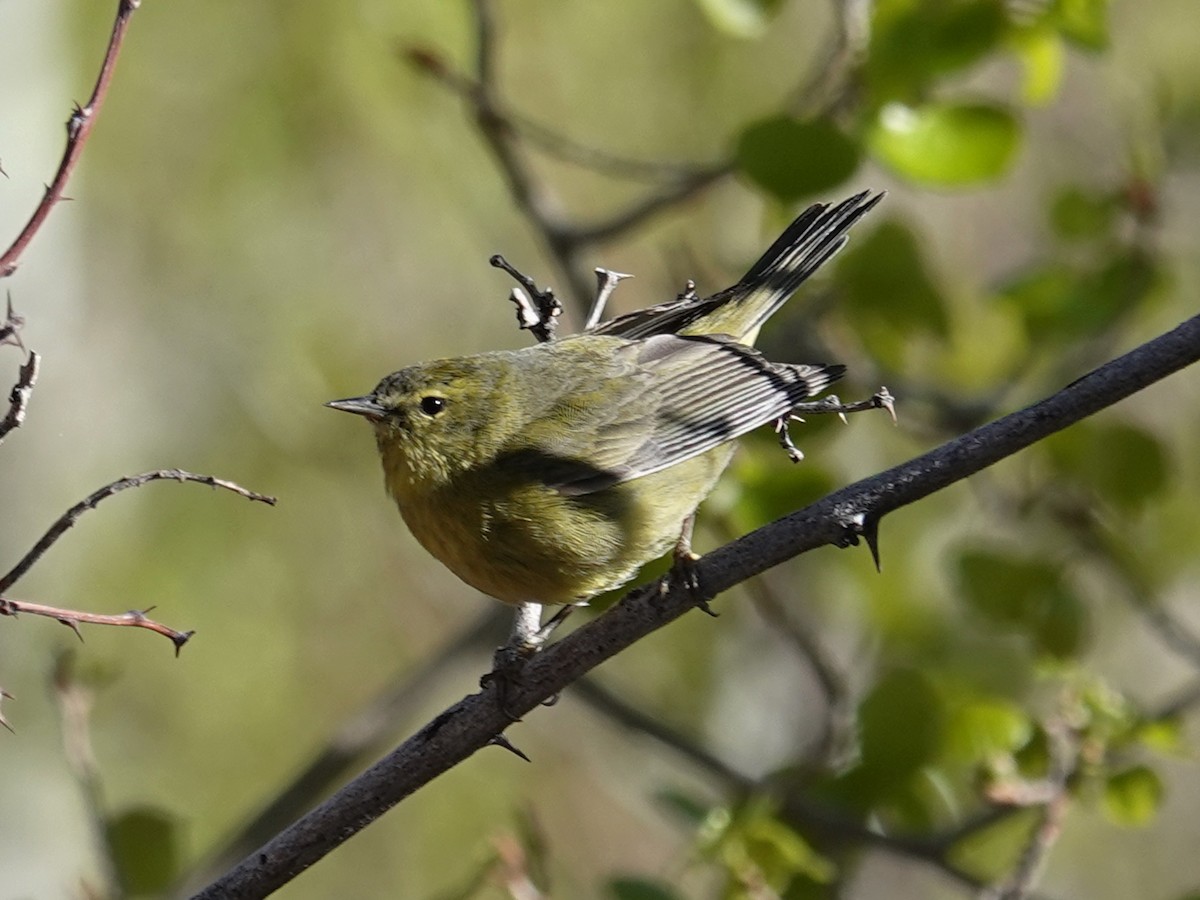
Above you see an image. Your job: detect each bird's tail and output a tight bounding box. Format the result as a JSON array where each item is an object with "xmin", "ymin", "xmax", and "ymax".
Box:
[{"xmin": 593, "ymin": 190, "xmax": 884, "ymax": 342}]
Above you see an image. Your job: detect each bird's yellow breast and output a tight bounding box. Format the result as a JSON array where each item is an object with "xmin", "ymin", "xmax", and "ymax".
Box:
[{"xmin": 383, "ymin": 445, "xmax": 732, "ymax": 606}]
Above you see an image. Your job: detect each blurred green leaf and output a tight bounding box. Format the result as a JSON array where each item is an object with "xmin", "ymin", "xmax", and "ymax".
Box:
[
  {"xmin": 1103, "ymin": 765, "xmax": 1164, "ymax": 827},
  {"xmin": 608, "ymin": 876, "xmax": 685, "ymax": 900},
  {"xmin": 736, "ymin": 116, "xmax": 860, "ymax": 203},
  {"xmin": 999, "ymin": 248, "xmax": 1160, "ymax": 339},
  {"xmin": 654, "ymin": 788, "xmax": 712, "ymax": 826},
  {"xmin": 947, "ymin": 808, "xmax": 1040, "ymax": 881},
  {"xmin": 693, "ymin": 0, "xmax": 786, "ymax": 38},
  {"xmin": 868, "ymin": 101, "xmax": 1021, "ymax": 185},
  {"xmin": 1008, "ymin": 25, "xmax": 1066, "ymax": 105},
  {"xmin": 1136, "ymin": 715, "xmax": 1186, "ymax": 756},
  {"xmin": 945, "ymin": 695, "xmax": 1034, "ymax": 762},
  {"xmin": 837, "ymin": 217, "xmax": 950, "ymax": 341},
  {"xmin": 1051, "ymin": 0, "xmax": 1110, "ymax": 50},
  {"xmin": 868, "ymin": 0, "xmax": 1009, "ymax": 101},
  {"xmin": 1050, "ymin": 186, "xmax": 1119, "ymax": 239},
  {"xmin": 858, "ymin": 668, "xmax": 944, "ymax": 785},
  {"xmin": 957, "ymin": 550, "xmax": 1088, "ymax": 659},
  {"xmin": 1045, "ymin": 421, "xmax": 1170, "ymax": 512},
  {"xmin": 106, "ymin": 807, "xmax": 179, "ymax": 896},
  {"xmin": 725, "ymin": 439, "xmax": 837, "ymax": 533}
]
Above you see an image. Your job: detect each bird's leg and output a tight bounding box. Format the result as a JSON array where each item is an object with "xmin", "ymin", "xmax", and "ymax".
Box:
[
  {"xmin": 664, "ymin": 513, "xmax": 717, "ymax": 617},
  {"xmin": 484, "ymin": 601, "xmax": 543, "ymax": 719},
  {"xmin": 484, "ymin": 601, "xmax": 584, "ymax": 718}
]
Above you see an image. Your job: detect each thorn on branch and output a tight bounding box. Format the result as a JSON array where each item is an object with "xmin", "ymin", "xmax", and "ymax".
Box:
[
  {"xmin": 488, "ymin": 732, "xmax": 531, "ymax": 762},
  {"xmin": 1, "ymin": 293, "xmax": 26, "ymax": 350},
  {"xmin": 833, "ymin": 509, "xmax": 883, "ymax": 571}
]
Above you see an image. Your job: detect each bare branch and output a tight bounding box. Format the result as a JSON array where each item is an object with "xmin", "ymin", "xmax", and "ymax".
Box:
[
  {"xmin": 0, "ymin": 351, "xmax": 39, "ymax": 445},
  {"xmin": 0, "ymin": 597, "xmax": 193, "ymax": 653},
  {"xmin": 980, "ymin": 718, "xmax": 1078, "ymax": 900},
  {"xmin": 191, "ymin": 315, "xmax": 1200, "ymax": 899},
  {"xmin": 0, "ymin": 469, "xmax": 276, "ymax": 594},
  {"xmin": 0, "ymin": 0, "xmax": 141, "ymax": 279}
]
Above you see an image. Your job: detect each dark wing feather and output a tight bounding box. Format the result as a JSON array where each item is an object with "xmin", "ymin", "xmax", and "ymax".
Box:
[{"xmin": 543, "ymin": 334, "xmax": 843, "ymax": 495}]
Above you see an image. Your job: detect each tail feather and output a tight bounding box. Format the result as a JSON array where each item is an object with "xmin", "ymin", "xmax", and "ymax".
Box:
[{"xmin": 593, "ymin": 190, "xmax": 884, "ymax": 341}]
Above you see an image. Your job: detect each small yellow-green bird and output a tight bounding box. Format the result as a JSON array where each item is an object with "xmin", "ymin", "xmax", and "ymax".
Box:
[{"xmin": 328, "ymin": 191, "xmax": 882, "ymax": 639}]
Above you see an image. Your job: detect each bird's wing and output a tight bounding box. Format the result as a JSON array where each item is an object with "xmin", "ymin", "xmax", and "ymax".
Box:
[{"xmin": 520, "ymin": 334, "xmax": 844, "ymax": 495}]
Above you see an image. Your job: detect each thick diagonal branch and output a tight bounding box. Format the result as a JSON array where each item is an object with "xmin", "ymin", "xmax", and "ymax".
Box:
[{"xmin": 191, "ymin": 314, "xmax": 1200, "ymax": 899}]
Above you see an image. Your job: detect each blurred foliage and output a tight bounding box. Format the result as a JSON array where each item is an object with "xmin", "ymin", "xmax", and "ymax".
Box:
[{"xmin": 1, "ymin": 0, "xmax": 1199, "ymax": 899}]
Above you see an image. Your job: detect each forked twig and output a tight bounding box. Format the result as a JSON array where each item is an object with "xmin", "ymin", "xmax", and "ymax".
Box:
[
  {"xmin": 0, "ymin": 0, "xmax": 142, "ymax": 278},
  {"xmin": 0, "ymin": 469, "xmax": 276, "ymax": 594}
]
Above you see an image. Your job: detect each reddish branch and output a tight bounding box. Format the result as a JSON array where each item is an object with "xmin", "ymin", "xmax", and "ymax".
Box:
[
  {"xmin": 0, "ymin": 597, "xmax": 194, "ymax": 654},
  {"xmin": 0, "ymin": 469, "xmax": 276, "ymax": 595},
  {"xmin": 0, "ymin": 0, "xmax": 141, "ymax": 279}
]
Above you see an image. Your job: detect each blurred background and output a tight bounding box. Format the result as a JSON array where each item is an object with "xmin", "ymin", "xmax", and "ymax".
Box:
[{"xmin": 1, "ymin": 1, "xmax": 1199, "ymax": 898}]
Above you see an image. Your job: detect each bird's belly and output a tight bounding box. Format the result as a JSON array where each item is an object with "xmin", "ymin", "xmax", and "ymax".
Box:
[{"xmin": 395, "ymin": 449, "xmax": 731, "ymax": 606}]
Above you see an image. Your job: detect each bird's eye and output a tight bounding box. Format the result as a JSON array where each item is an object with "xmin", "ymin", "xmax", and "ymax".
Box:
[{"xmin": 419, "ymin": 395, "xmax": 446, "ymax": 416}]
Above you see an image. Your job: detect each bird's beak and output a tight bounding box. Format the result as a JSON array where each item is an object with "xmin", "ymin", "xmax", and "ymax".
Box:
[{"xmin": 325, "ymin": 396, "xmax": 386, "ymax": 421}]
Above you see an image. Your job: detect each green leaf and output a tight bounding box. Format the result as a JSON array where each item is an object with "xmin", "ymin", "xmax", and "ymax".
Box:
[
  {"xmin": 868, "ymin": 0, "xmax": 1010, "ymax": 101},
  {"xmin": 1050, "ymin": 186, "xmax": 1119, "ymax": 239},
  {"xmin": 868, "ymin": 101, "xmax": 1021, "ymax": 186},
  {"xmin": 106, "ymin": 807, "xmax": 180, "ymax": 896},
  {"xmin": 999, "ymin": 249, "xmax": 1159, "ymax": 339},
  {"xmin": 957, "ymin": 550, "xmax": 1087, "ymax": 659},
  {"xmin": 945, "ymin": 696, "xmax": 1034, "ymax": 762},
  {"xmin": 608, "ymin": 876, "xmax": 685, "ymax": 900},
  {"xmin": 1008, "ymin": 26, "xmax": 1066, "ymax": 105},
  {"xmin": 654, "ymin": 788, "xmax": 711, "ymax": 826},
  {"xmin": 1044, "ymin": 422, "xmax": 1170, "ymax": 512},
  {"xmin": 1051, "ymin": 0, "xmax": 1110, "ymax": 50},
  {"xmin": 693, "ymin": 0, "xmax": 786, "ymax": 38},
  {"xmin": 858, "ymin": 669, "xmax": 944, "ymax": 785},
  {"xmin": 836, "ymin": 218, "xmax": 949, "ymax": 337},
  {"xmin": 736, "ymin": 116, "xmax": 861, "ymax": 203},
  {"xmin": 1136, "ymin": 715, "xmax": 1186, "ymax": 756},
  {"xmin": 728, "ymin": 808, "xmax": 837, "ymax": 889},
  {"xmin": 1103, "ymin": 765, "xmax": 1164, "ymax": 827}
]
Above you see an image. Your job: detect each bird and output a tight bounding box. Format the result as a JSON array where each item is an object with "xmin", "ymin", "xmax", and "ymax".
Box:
[{"xmin": 328, "ymin": 190, "xmax": 883, "ymax": 646}]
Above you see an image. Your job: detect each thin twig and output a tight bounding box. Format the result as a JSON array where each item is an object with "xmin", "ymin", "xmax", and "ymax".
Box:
[
  {"xmin": 191, "ymin": 313, "xmax": 1200, "ymax": 900},
  {"xmin": 0, "ymin": 596, "xmax": 193, "ymax": 654},
  {"xmin": 52, "ymin": 651, "xmax": 122, "ymax": 893},
  {"xmin": 980, "ymin": 718, "xmax": 1078, "ymax": 900},
  {"xmin": 404, "ymin": 1, "xmax": 734, "ymax": 314},
  {"xmin": 0, "ymin": 0, "xmax": 141, "ymax": 278},
  {"xmin": 0, "ymin": 351, "xmax": 39, "ymax": 445},
  {"xmin": 0, "ymin": 469, "xmax": 276, "ymax": 594}
]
